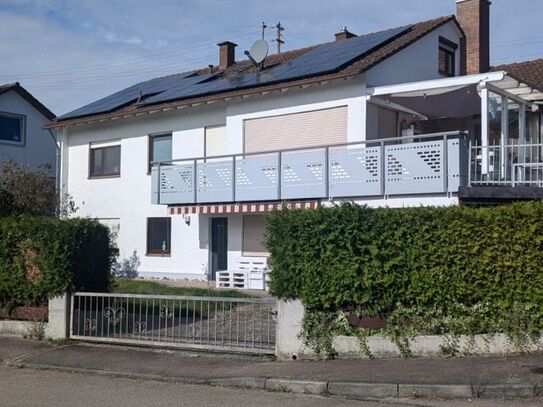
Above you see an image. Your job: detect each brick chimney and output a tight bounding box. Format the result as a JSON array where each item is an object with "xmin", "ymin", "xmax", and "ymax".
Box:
[
  {"xmin": 456, "ymin": 0, "xmax": 491, "ymax": 75},
  {"xmin": 217, "ymin": 41, "xmax": 237, "ymax": 70},
  {"xmin": 335, "ymin": 27, "xmax": 357, "ymax": 41}
]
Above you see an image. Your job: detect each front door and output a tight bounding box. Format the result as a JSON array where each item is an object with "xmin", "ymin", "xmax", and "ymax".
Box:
[{"xmin": 210, "ymin": 217, "xmax": 228, "ymax": 280}]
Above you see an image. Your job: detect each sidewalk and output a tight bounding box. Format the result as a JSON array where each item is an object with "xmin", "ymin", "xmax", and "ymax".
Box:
[{"xmin": 1, "ymin": 336, "xmax": 542, "ymax": 400}]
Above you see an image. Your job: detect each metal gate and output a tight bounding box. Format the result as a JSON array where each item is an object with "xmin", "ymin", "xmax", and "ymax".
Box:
[{"xmin": 70, "ymin": 292, "xmax": 277, "ymax": 354}]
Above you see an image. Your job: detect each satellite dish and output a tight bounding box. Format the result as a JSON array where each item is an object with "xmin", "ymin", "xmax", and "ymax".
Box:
[{"xmin": 249, "ymin": 39, "xmax": 269, "ymax": 64}]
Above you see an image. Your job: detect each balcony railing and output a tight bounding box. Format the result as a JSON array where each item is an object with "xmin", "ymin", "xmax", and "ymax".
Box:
[
  {"xmin": 151, "ymin": 131, "xmax": 468, "ymax": 205},
  {"xmin": 470, "ymin": 142, "xmax": 543, "ymax": 187}
]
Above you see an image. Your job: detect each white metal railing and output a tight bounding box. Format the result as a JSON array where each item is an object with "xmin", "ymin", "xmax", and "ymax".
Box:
[
  {"xmin": 151, "ymin": 131, "xmax": 468, "ymax": 205},
  {"xmin": 469, "ymin": 142, "xmax": 543, "ymax": 187},
  {"xmin": 70, "ymin": 292, "xmax": 277, "ymax": 354}
]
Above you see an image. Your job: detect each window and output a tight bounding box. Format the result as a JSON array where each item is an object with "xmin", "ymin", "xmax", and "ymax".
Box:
[
  {"xmin": 148, "ymin": 133, "xmax": 172, "ymax": 173},
  {"xmin": 89, "ymin": 141, "xmax": 121, "ymax": 178},
  {"xmin": 0, "ymin": 112, "xmax": 25, "ymax": 145},
  {"xmin": 205, "ymin": 125, "xmax": 226, "ymax": 157},
  {"xmin": 438, "ymin": 37, "xmax": 457, "ymax": 77},
  {"xmin": 146, "ymin": 217, "xmax": 171, "ymax": 255},
  {"xmin": 242, "ymin": 215, "xmax": 269, "ymax": 257}
]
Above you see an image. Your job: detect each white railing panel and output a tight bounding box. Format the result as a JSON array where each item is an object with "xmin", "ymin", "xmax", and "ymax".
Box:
[
  {"xmin": 385, "ymin": 141, "xmax": 446, "ymax": 195},
  {"xmin": 447, "ymin": 139, "xmax": 469, "ymax": 192},
  {"xmin": 329, "ymin": 145, "xmax": 382, "ymax": 197},
  {"xmin": 197, "ymin": 160, "xmax": 234, "ymax": 203},
  {"xmin": 235, "ymin": 154, "xmax": 279, "ymax": 202},
  {"xmin": 153, "ymin": 164, "xmax": 196, "ymax": 205},
  {"xmin": 281, "ymin": 149, "xmax": 327, "ymax": 199}
]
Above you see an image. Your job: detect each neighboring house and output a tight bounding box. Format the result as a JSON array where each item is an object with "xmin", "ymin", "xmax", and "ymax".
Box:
[
  {"xmin": 46, "ymin": 0, "xmax": 543, "ymax": 280},
  {"xmin": 0, "ymin": 82, "xmax": 56, "ymax": 172}
]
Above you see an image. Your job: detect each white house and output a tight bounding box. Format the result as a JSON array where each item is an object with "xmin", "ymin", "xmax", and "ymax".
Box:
[
  {"xmin": 46, "ymin": 0, "xmax": 543, "ymax": 282},
  {"xmin": 0, "ymin": 82, "xmax": 56, "ymax": 172}
]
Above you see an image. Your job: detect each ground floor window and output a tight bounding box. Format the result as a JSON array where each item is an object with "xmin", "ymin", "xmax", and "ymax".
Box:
[
  {"xmin": 146, "ymin": 217, "xmax": 171, "ymax": 256},
  {"xmin": 242, "ymin": 215, "xmax": 269, "ymax": 257}
]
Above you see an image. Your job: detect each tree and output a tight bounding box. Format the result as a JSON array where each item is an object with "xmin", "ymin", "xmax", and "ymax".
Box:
[{"xmin": 0, "ymin": 160, "xmax": 77, "ymax": 218}]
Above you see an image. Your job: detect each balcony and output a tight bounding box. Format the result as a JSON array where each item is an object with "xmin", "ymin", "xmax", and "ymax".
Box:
[{"xmin": 151, "ymin": 131, "xmax": 469, "ymax": 205}]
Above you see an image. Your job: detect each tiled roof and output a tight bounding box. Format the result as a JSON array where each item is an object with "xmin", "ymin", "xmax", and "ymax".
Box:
[
  {"xmin": 0, "ymin": 82, "xmax": 56, "ymax": 120},
  {"xmin": 492, "ymin": 58, "xmax": 543, "ymax": 92},
  {"xmin": 47, "ymin": 15, "xmax": 457, "ymax": 128}
]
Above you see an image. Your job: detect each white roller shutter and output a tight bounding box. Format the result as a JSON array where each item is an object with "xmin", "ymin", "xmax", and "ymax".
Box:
[
  {"xmin": 205, "ymin": 125, "xmax": 227, "ymax": 157},
  {"xmin": 243, "ymin": 106, "xmax": 348, "ymax": 153},
  {"xmin": 242, "ymin": 215, "xmax": 269, "ymax": 257}
]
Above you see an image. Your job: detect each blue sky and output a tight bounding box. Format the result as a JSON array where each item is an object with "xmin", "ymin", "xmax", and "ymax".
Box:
[{"xmin": 0, "ymin": 0, "xmax": 541, "ymax": 115}]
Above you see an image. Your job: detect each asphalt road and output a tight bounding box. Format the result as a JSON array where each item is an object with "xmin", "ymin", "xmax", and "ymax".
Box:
[{"xmin": 0, "ymin": 366, "xmax": 539, "ymax": 407}]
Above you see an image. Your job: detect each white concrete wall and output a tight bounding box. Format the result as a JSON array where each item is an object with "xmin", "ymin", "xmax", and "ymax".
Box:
[
  {"xmin": 62, "ymin": 23, "xmax": 463, "ymax": 279},
  {"xmin": 366, "ymin": 21, "xmax": 463, "ymax": 87},
  {"xmin": 0, "ymin": 90, "xmax": 56, "ymax": 171},
  {"xmin": 63, "ymin": 79, "xmax": 368, "ymax": 278}
]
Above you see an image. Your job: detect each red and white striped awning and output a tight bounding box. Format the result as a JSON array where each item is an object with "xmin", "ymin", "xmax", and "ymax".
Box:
[{"xmin": 168, "ymin": 201, "xmax": 319, "ymax": 215}]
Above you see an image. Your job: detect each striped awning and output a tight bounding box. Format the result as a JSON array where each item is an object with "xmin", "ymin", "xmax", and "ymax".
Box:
[{"xmin": 168, "ymin": 201, "xmax": 319, "ymax": 215}]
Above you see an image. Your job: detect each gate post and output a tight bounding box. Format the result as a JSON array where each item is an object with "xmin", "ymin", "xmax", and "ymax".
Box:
[
  {"xmin": 46, "ymin": 293, "xmax": 71, "ymax": 340},
  {"xmin": 276, "ymin": 299, "xmax": 314, "ymax": 360}
]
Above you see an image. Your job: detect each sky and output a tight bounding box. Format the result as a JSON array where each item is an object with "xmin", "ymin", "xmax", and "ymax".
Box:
[{"xmin": 0, "ymin": 0, "xmax": 542, "ymax": 116}]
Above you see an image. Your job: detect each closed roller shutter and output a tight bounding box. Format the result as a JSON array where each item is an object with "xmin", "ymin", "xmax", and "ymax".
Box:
[
  {"xmin": 242, "ymin": 215, "xmax": 269, "ymax": 257},
  {"xmin": 244, "ymin": 106, "xmax": 348, "ymax": 153},
  {"xmin": 205, "ymin": 125, "xmax": 227, "ymax": 157}
]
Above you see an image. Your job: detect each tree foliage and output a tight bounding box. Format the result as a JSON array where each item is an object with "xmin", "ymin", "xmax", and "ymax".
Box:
[{"xmin": 0, "ymin": 160, "xmax": 77, "ymax": 218}]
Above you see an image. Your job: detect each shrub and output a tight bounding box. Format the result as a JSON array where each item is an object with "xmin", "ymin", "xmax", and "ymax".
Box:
[
  {"xmin": 112, "ymin": 250, "xmax": 140, "ymax": 279},
  {"xmin": 0, "ymin": 217, "xmax": 113, "ymax": 308},
  {"xmin": 267, "ymin": 202, "xmax": 543, "ymax": 319}
]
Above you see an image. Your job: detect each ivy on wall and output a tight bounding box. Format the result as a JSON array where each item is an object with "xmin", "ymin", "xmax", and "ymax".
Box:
[{"xmin": 266, "ymin": 203, "xmax": 543, "ymax": 358}]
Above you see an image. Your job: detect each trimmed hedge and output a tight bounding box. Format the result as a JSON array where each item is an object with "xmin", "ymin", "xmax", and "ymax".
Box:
[
  {"xmin": 0, "ymin": 217, "xmax": 113, "ymax": 308},
  {"xmin": 267, "ymin": 202, "xmax": 543, "ymax": 317}
]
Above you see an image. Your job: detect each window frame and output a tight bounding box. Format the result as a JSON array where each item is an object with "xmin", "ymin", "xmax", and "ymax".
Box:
[
  {"xmin": 146, "ymin": 217, "xmax": 172, "ymax": 256},
  {"xmin": 88, "ymin": 142, "xmax": 121, "ymax": 179},
  {"xmin": 0, "ymin": 111, "xmax": 26, "ymax": 147},
  {"xmin": 148, "ymin": 132, "xmax": 173, "ymax": 174},
  {"xmin": 438, "ymin": 36, "xmax": 457, "ymax": 77}
]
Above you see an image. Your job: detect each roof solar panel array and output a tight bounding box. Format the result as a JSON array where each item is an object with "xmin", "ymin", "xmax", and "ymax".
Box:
[{"xmin": 60, "ymin": 24, "xmax": 412, "ymax": 120}]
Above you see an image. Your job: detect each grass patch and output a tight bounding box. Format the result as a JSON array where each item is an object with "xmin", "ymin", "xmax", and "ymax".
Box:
[{"xmin": 112, "ymin": 278, "xmax": 254, "ymax": 299}]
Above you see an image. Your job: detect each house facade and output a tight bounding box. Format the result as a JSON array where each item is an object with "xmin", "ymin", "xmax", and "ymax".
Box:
[
  {"xmin": 0, "ymin": 82, "xmax": 56, "ymax": 172},
  {"xmin": 47, "ymin": 0, "xmax": 543, "ymax": 281}
]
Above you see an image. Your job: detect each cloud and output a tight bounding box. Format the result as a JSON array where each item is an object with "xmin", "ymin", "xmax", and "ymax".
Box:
[{"xmin": 0, "ymin": 0, "xmax": 540, "ymax": 115}]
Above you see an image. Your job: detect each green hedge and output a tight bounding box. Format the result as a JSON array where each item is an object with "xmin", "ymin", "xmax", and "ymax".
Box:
[
  {"xmin": 0, "ymin": 217, "xmax": 113, "ymax": 308},
  {"xmin": 267, "ymin": 202, "xmax": 543, "ymax": 317}
]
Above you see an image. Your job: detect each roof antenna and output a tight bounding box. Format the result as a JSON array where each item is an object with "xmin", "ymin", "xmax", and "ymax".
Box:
[
  {"xmin": 136, "ymin": 90, "xmax": 143, "ymax": 104},
  {"xmin": 275, "ymin": 22, "xmax": 284, "ymax": 54},
  {"xmin": 261, "ymin": 21, "xmax": 267, "ymax": 40}
]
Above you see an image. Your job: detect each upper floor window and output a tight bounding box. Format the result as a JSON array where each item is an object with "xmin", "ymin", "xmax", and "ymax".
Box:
[
  {"xmin": 89, "ymin": 140, "xmax": 121, "ymax": 178},
  {"xmin": 438, "ymin": 36, "xmax": 457, "ymax": 77},
  {"xmin": 148, "ymin": 133, "xmax": 172, "ymax": 173},
  {"xmin": 0, "ymin": 112, "xmax": 25, "ymax": 146}
]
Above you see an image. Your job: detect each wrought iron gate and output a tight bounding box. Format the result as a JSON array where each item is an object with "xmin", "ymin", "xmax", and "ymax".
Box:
[{"xmin": 70, "ymin": 292, "xmax": 277, "ymax": 354}]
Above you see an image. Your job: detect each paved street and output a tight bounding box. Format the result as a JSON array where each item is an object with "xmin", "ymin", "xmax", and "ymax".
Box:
[{"xmin": 0, "ymin": 366, "xmax": 541, "ymax": 407}]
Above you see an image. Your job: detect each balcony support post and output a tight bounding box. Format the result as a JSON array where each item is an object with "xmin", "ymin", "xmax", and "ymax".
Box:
[
  {"xmin": 500, "ymin": 95, "xmax": 508, "ymax": 180},
  {"xmin": 193, "ymin": 159, "xmax": 198, "ymax": 204},
  {"xmin": 480, "ymin": 85, "xmax": 489, "ymax": 176},
  {"xmin": 277, "ymin": 152, "xmax": 282, "ymax": 201},
  {"xmin": 324, "ymin": 147, "xmax": 330, "ymax": 200},
  {"xmin": 232, "ymin": 156, "xmax": 236, "ymax": 202},
  {"xmin": 157, "ymin": 162, "xmax": 161, "ymax": 205},
  {"xmin": 442, "ymin": 133, "xmax": 448, "ymax": 193},
  {"xmin": 380, "ymin": 140, "xmax": 386, "ymax": 196}
]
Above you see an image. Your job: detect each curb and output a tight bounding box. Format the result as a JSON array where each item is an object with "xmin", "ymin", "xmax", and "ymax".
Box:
[{"xmin": 5, "ymin": 361, "xmax": 542, "ymax": 400}]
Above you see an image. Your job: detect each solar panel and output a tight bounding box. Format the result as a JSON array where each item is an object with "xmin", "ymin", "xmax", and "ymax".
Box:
[
  {"xmin": 264, "ymin": 25, "xmax": 412, "ymax": 83},
  {"xmin": 60, "ymin": 24, "xmax": 412, "ymax": 119},
  {"xmin": 59, "ymin": 71, "xmax": 199, "ymax": 119}
]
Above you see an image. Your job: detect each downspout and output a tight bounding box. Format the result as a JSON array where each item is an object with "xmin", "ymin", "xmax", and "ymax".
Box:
[{"xmin": 47, "ymin": 128, "xmax": 61, "ymax": 217}]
